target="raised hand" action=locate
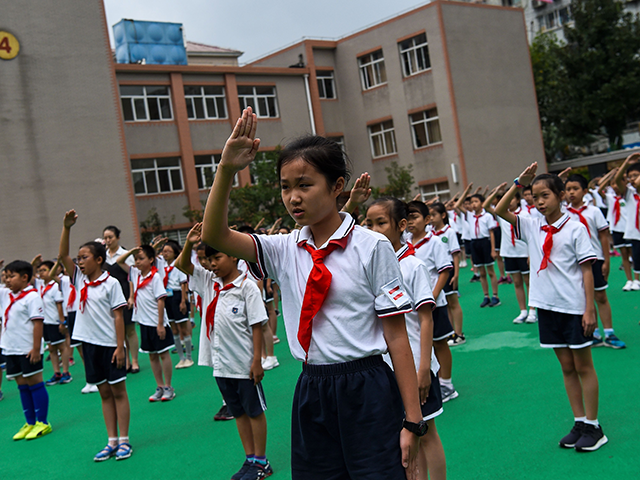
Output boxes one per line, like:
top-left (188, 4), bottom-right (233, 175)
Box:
top-left (220, 107), bottom-right (261, 173)
top-left (517, 162), bottom-right (538, 187)
top-left (63, 210), bottom-right (78, 229)
top-left (186, 223), bottom-right (202, 244)
top-left (558, 167), bottom-right (572, 181)
top-left (350, 173), bottom-right (372, 205)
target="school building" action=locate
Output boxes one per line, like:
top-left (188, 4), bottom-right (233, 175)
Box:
top-left (0, 0), bottom-right (543, 259)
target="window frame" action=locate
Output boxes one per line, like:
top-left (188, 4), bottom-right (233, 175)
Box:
top-left (184, 85), bottom-right (228, 120)
top-left (398, 33), bottom-right (431, 77)
top-left (194, 154), bottom-right (239, 190)
top-left (237, 86), bottom-right (279, 118)
top-left (317, 70), bottom-right (336, 99)
top-left (131, 157), bottom-right (184, 195)
top-left (120, 85), bottom-right (173, 122)
top-left (358, 50), bottom-right (387, 90)
top-left (420, 181), bottom-right (451, 203)
top-left (409, 108), bottom-right (443, 149)
top-left (368, 120), bottom-right (397, 158)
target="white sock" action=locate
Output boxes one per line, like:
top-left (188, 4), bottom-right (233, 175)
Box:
top-left (183, 335), bottom-right (193, 360)
top-left (584, 419), bottom-right (599, 427)
top-left (574, 416), bottom-right (586, 423)
top-left (520, 310), bottom-right (527, 316)
top-left (108, 437), bottom-right (118, 446)
top-left (440, 377), bottom-right (452, 387)
top-left (118, 436), bottom-right (129, 444)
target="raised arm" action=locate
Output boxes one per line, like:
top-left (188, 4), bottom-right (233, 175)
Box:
top-left (597, 169), bottom-right (616, 199)
top-left (175, 223), bottom-right (201, 276)
top-left (614, 153), bottom-right (640, 196)
top-left (342, 172), bottom-right (372, 215)
top-left (268, 218), bottom-right (283, 235)
top-left (201, 108), bottom-right (260, 262)
top-left (59, 210), bottom-right (78, 278)
top-left (495, 163), bottom-right (538, 226)
top-left (483, 183), bottom-right (507, 215)
top-left (453, 183), bottom-right (473, 212)
top-left (116, 247), bottom-right (139, 274)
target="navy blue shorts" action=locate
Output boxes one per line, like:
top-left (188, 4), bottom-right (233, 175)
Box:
top-left (422, 372), bottom-right (443, 421)
top-left (492, 227), bottom-right (501, 251)
top-left (82, 342), bottom-right (127, 385)
top-left (538, 309), bottom-right (593, 349)
top-left (504, 257), bottom-right (529, 274)
top-left (631, 240), bottom-right (640, 274)
top-left (43, 323), bottom-right (66, 346)
top-left (443, 268), bottom-right (458, 295)
top-left (66, 311), bottom-right (82, 347)
top-left (612, 231), bottom-right (631, 249)
top-left (470, 238), bottom-right (494, 267)
top-left (291, 355), bottom-right (406, 480)
top-left (433, 306), bottom-right (454, 342)
top-left (591, 260), bottom-right (608, 291)
top-left (5, 354), bottom-right (44, 379)
top-left (165, 289), bottom-right (190, 323)
top-left (139, 324), bottom-right (175, 354)
top-left (216, 377), bottom-right (267, 418)
top-left (464, 240), bottom-right (472, 254)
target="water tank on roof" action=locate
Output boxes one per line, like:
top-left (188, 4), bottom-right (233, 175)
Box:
top-left (113, 19), bottom-right (187, 65)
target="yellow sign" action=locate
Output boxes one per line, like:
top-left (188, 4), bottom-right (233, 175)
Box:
top-left (0, 31), bottom-right (19, 60)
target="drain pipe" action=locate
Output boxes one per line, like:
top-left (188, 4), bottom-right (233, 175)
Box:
top-left (303, 74), bottom-right (316, 135)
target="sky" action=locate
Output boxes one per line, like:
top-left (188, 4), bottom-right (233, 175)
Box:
top-left (103, 0), bottom-right (431, 63)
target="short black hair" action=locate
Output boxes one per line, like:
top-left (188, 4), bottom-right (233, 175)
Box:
top-left (4, 260), bottom-right (33, 282)
top-left (407, 200), bottom-right (429, 218)
top-left (103, 225), bottom-right (121, 238)
top-left (628, 163), bottom-right (640, 175)
top-left (428, 202), bottom-right (449, 225)
top-left (368, 197), bottom-right (407, 227)
top-left (195, 242), bottom-right (217, 258)
top-left (532, 173), bottom-right (565, 198)
top-left (80, 241), bottom-right (107, 267)
top-left (470, 193), bottom-right (485, 203)
top-left (163, 240), bottom-right (181, 257)
top-left (522, 185), bottom-right (532, 194)
top-left (237, 225), bottom-right (255, 235)
top-left (39, 260), bottom-right (55, 270)
top-left (137, 245), bottom-right (156, 262)
top-left (566, 173), bottom-right (588, 190)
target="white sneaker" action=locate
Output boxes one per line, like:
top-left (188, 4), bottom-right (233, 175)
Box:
top-left (525, 312), bottom-right (538, 323)
top-left (459, 259), bottom-right (468, 268)
top-left (81, 383), bottom-right (98, 394)
top-left (623, 280), bottom-right (634, 291)
top-left (175, 359), bottom-right (185, 369)
top-left (182, 359), bottom-right (194, 368)
top-left (631, 280), bottom-right (640, 291)
top-left (513, 311), bottom-right (528, 324)
top-left (262, 356), bottom-right (280, 370)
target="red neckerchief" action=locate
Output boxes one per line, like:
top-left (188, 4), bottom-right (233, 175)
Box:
top-left (567, 206), bottom-right (591, 236)
top-left (474, 213), bottom-right (483, 238)
top-left (510, 207), bottom-right (522, 246)
top-left (163, 265), bottom-right (174, 289)
top-left (433, 225), bottom-right (450, 236)
top-left (40, 281), bottom-right (55, 299)
top-left (634, 194), bottom-right (640, 230)
top-left (4, 287), bottom-right (37, 327)
top-left (67, 284), bottom-right (76, 309)
top-left (537, 218), bottom-right (569, 274)
top-left (413, 234), bottom-right (431, 250)
top-left (205, 276), bottom-right (243, 340)
top-left (134, 266), bottom-right (158, 308)
top-left (297, 229), bottom-right (352, 362)
top-left (613, 196), bottom-right (621, 226)
top-left (79, 273), bottom-right (110, 313)
top-left (398, 243), bottom-right (416, 261)
top-left (526, 205), bottom-right (535, 214)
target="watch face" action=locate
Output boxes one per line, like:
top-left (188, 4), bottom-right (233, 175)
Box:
top-left (418, 421), bottom-right (428, 436)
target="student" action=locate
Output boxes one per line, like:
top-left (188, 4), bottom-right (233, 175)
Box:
top-left (565, 174), bottom-right (625, 349)
top-left (484, 187), bottom-right (536, 324)
top-left (36, 261), bottom-right (72, 385)
top-left (117, 245), bottom-right (175, 402)
top-left (495, 164), bottom-right (607, 452)
top-left (367, 198), bottom-right (447, 480)
top-left (456, 190), bottom-right (500, 306)
top-left (521, 185), bottom-right (543, 218)
top-left (1, 260), bottom-right (51, 440)
top-left (160, 240), bottom-right (193, 369)
top-left (59, 211), bottom-right (132, 461)
top-left (488, 197), bottom-right (509, 286)
top-left (614, 153), bottom-right (640, 290)
top-left (176, 223), bottom-right (272, 480)
top-left (201, 108), bottom-right (426, 479)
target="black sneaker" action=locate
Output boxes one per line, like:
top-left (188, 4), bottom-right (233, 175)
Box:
top-left (480, 297), bottom-right (491, 308)
top-left (231, 460), bottom-right (252, 480)
top-left (214, 404), bottom-right (234, 421)
top-left (559, 421), bottom-right (584, 448)
top-left (470, 275), bottom-right (481, 283)
top-left (240, 461), bottom-right (273, 479)
top-left (489, 296), bottom-right (501, 307)
top-left (574, 424), bottom-right (608, 452)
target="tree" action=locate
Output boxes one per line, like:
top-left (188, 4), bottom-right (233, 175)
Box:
top-left (371, 161), bottom-right (415, 201)
top-left (139, 208), bottom-right (176, 244)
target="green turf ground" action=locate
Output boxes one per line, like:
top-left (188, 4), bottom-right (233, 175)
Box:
top-left (2, 256), bottom-right (639, 479)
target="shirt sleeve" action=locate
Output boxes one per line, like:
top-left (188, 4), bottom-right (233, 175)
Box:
top-left (446, 232), bottom-right (460, 255)
top-left (574, 225), bottom-right (597, 264)
top-left (249, 233), bottom-right (291, 283)
top-left (433, 240), bottom-right (453, 272)
top-left (593, 207), bottom-right (609, 232)
top-left (367, 239), bottom-right (412, 318)
top-left (188, 263), bottom-right (207, 298)
top-left (410, 261), bottom-right (435, 311)
top-left (176, 268), bottom-right (188, 284)
top-left (28, 293), bottom-right (45, 321)
top-left (108, 279), bottom-right (128, 310)
top-left (243, 280), bottom-right (269, 327)
top-left (53, 285), bottom-right (64, 303)
top-left (514, 214), bottom-right (534, 244)
top-left (152, 273), bottom-right (167, 300)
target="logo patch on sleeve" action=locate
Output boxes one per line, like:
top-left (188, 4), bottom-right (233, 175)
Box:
top-left (232, 307), bottom-right (239, 314)
top-left (381, 278), bottom-right (408, 308)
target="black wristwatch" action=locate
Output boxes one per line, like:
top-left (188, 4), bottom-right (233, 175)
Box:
top-left (403, 418), bottom-right (429, 437)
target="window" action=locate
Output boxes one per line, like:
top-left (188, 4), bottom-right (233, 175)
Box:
top-left (194, 154), bottom-right (238, 189)
top-left (237, 86), bottom-right (279, 118)
top-left (358, 50), bottom-right (387, 90)
top-left (368, 120), bottom-right (397, 158)
top-left (410, 108), bottom-right (442, 148)
top-left (120, 86), bottom-right (173, 122)
top-left (398, 33), bottom-right (431, 77)
top-left (420, 181), bottom-right (450, 202)
top-left (317, 71), bottom-right (336, 99)
top-left (131, 157), bottom-right (184, 195)
top-left (184, 86), bottom-right (227, 119)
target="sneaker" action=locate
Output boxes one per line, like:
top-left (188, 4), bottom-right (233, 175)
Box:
top-left (68, 357), bottom-right (76, 367)
top-left (232, 460), bottom-right (253, 480)
top-left (182, 359), bottom-right (194, 368)
top-left (13, 423), bottom-right (34, 441)
top-left (632, 279), bottom-right (640, 291)
top-left (604, 334), bottom-right (626, 349)
top-left (262, 356), bottom-right (280, 371)
top-left (559, 421), bottom-right (584, 448)
top-left (241, 461), bottom-right (273, 479)
top-left (470, 275), bottom-right (481, 283)
top-left (25, 421), bottom-right (52, 440)
top-left (214, 404), bottom-right (234, 421)
top-left (272, 335), bottom-right (280, 344)
top-left (592, 336), bottom-right (605, 348)
top-left (82, 383), bottom-right (99, 394)
top-left (513, 311), bottom-right (528, 324)
top-left (59, 372), bottom-right (73, 384)
top-left (161, 386), bottom-right (176, 402)
top-left (45, 373), bottom-right (62, 386)
top-left (441, 383), bottom-right (459, 403)
top-left (574, 424), bottom-right (608, 452)
top-left (525, 312), bottom-right (538, 324)
top-left (448, 334), bottom-right (467, 346)
top-left (489, 296), bottom-right (501, 307)
top-left (170, 348), bottom-right (178, 354)
top-left (149, 387), bottom-right (164, 402)
top-left (480, 297), bottom-right (491, 308)
top-left (459, 259), bottom-right (468, 268)
top-left (623, 280), bottom-right (634, 291)
top-left (175, 359), bottom-right (186, 369)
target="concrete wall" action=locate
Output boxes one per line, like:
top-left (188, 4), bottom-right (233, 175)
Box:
top-left (0, 0), bottom-right (137, 261)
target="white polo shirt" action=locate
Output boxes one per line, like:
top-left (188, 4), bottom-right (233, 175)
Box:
top-left (409, 233), bottom-right (453, 308)
top-left (565, 204), bottom-right (609, 261)
top-left (249, 212), bottom-right (412, 365)
top-left (0, 286), bottom-right (44, 356)
top-left (432, 225), bottom-right (461, 258)
top-left (498, 212), bottom-right (528, 258)
top-left (190, 265), bottom-right (267, 379)
top-left (59, 274), bottom-right (79, 315)
top-left (623, 185), bottom-right (640, 241)
top-left (163, 261), bottom-right (188, 292)
top-left (516, 213), bottom-right (596, 315)
top-left (447, 211), bottom-right (462, 234)
top-left (460, 211), bottom-right (472, 241)
top-left (36, 279), bottom-right (64, 326)
top-left (468, 210), bottom-right (494, 240)
top-left (604, 188), bottom-right (626, 233)
top-left (522, 203), bottom-right (544, 219)
top-left (105, 246), bottom-right (135, 267)
top-left (130, 267), bottom-right (168, 327)
top-left (72, 267), bottom-right (127, 347)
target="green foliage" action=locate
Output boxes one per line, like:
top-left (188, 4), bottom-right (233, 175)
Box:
top-left (183, 201), bottom-right (206, 224)
top-left (531, 0), bottom-right (640, 160)
top-left (371, 161), bottom-right (415, 201)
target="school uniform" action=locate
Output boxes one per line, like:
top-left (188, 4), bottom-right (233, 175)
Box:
top-left (565, 204), bottom-right (610, 291)
top-left (522, 203), bottom-right (544, 219)
top-left (72, 267), bottom-right (128, 385)
top-left (432, 225), bottom-right (461, 296)
top-left (604, 188), bottom-right (629, 248)
top-left (515, 213), bottom-right (597, 349)
top-left (36, 279), bottom-right (65, 346)
top-left (498, 210), bottom-right (529, 274)
top-left (59, 274), bottom-right (81, 347)
top-left (623, 185), bottom-right (640, 273)
top-left (162, 260), bottom-right (189, 323)
top-left (249, 212), bottom-right (412, 480)
top-left (468, 209), bottom-right (496, 267)
top-left (190, 264), bottom-right (268, 418)
top-left (461, 211), bottom-right (473, 255)
top-left (130, 267), bottom-right (174, 354)
top-left (0, 286), bottom-right (45, 378)
top-left (491, 217), bottom-right (502, 252)
top-left (448, 210), bottom-right (464, 248)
